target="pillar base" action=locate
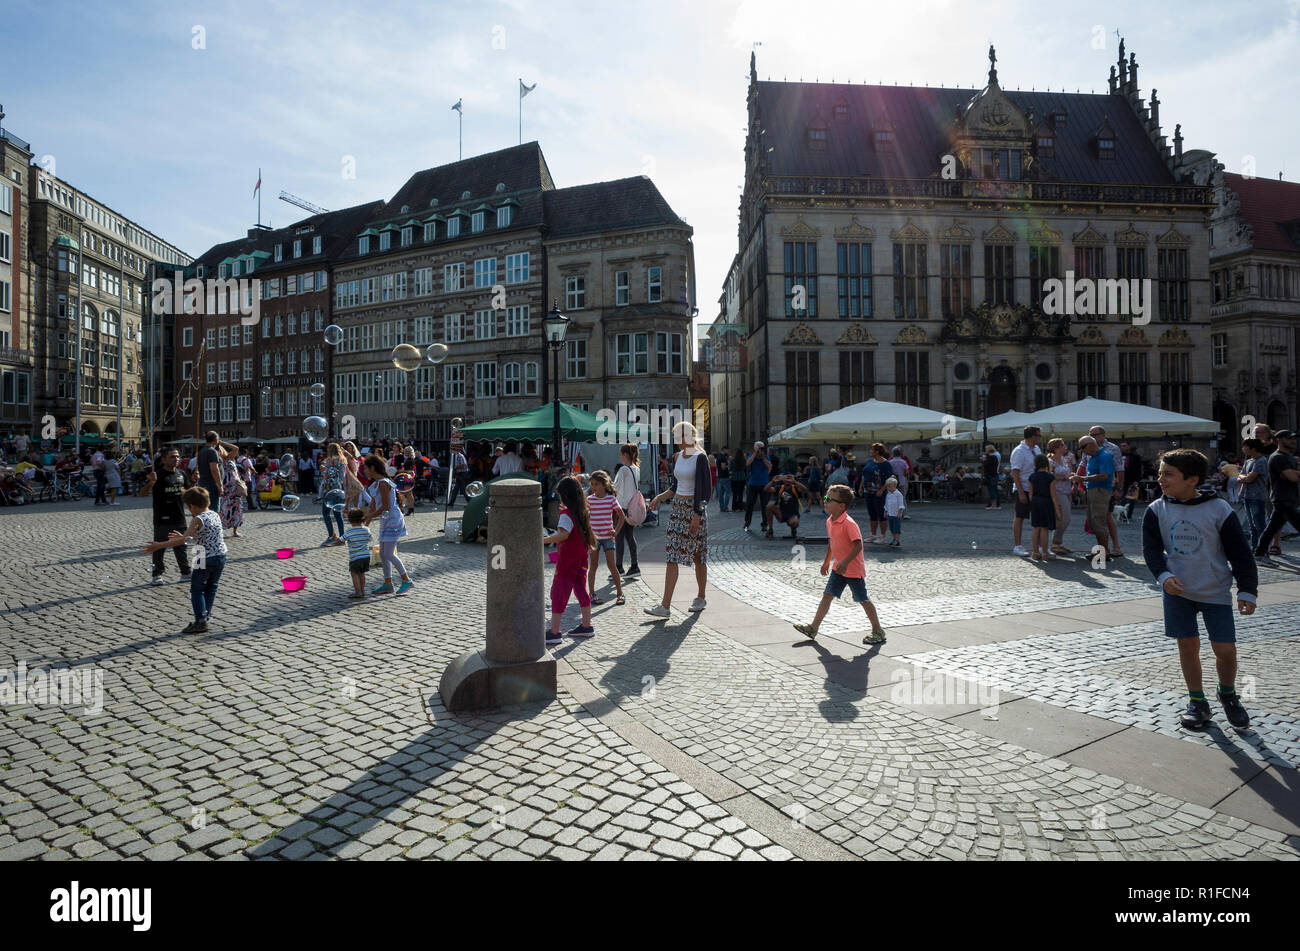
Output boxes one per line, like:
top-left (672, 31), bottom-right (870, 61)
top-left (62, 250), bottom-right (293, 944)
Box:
top-left (438, 649), bottom-right (557, 712)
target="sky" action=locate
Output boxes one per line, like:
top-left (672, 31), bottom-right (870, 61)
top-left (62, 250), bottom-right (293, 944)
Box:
top-left (3, 0), bottom-right (1297, 338)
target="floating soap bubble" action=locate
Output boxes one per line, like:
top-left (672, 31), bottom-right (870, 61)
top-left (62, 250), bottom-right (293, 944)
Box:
top-left (395, 472), bottom-right (414, 491)
top-left (281, 493), bottom-right (301, 513)
top-left (451, 417), bottom-right (464, 430)
top-left (577, 473), bottom-right (591, 492)
top-left (280, 453), bottom-right (295, 470)
top-left (323, 488), bottom-right (346, 512)
top-left (425, 343), bottom-right (449, 364)
top-left (465, 481), bottom-right (484, 499)
top-left (309, 382), bottom-right (326, 400)
top-left (302, 416), bottom-right (328, 444)
top-left (386, 464), bottom-right (397, 477)
top-left (260, 386), bottom-right (271, 398)
top-left (323, 324), bottom-right (344, 346)
top-left (391, 344), bottom-right (422, 372)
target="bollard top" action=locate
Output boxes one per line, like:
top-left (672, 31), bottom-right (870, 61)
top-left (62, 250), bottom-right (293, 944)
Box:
top-left (486, 478), bottom-right (542, 507)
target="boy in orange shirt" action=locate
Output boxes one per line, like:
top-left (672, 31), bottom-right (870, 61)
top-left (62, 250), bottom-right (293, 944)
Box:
top-left (794, 484), bottom-right (887, 644)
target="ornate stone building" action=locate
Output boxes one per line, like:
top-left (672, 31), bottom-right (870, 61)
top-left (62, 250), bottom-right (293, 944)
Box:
top-left (717, 44), bottom-right (1217, 452)
top-left (1208, 172), bottom-right (1300, 453)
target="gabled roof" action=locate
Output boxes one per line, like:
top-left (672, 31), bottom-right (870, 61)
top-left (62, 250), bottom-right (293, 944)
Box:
top-left (189, 200), bottom-right (384, 271)
top-left (375, 142), bottom-right (555, 224)
top-left (1223, 173), bottom-right (1300, 254)
top-left (753, 82), bottom-right (1175, 185)
top-left (543, 177), bottom-right (688, 239)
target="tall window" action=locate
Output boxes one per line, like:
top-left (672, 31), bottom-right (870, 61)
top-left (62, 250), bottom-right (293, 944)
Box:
top-left (1117, 247), bottom-right (1146, 282)
top-left (892, 243), bottom-right (927, 318)
top-left (502, 362), bottom-right (521, 396)
top-left (1077, 352), bottom-right (1107, 399)
top-left (524, 362), bottom-right (539, 396)
top-left (505, 304), bottom-right (529, 336)
top-left (1118, 351), bottom-right (1149, 405)
top-left (414, 267), bottom-right (433, 296)
top-left (497, 206), bottom-right (513, 228)
top-left (446, 216), bottom-right (461, 238)
top-left (505, 252), bottom-right (529, 284)
top-left (656, 333), bottom-right (684, 375)
top-left (647, 267), bottom-right (663, 303)
top-left (786, 351), bottom-right (820, 422)
top-left (1029, 245), bottom-right (1061, 308)
top-left (615, 270), bottom-right (630, 306)
top-left (953, 389), bottom-right (973, 419)
top-left (474, 362), bottom-right (497, 398)
top-left (444, 263), bottom-right (464, 292)
top-left (1160, 352), bottom-right (1191, 414)
top-left (474, 309), bottom-right (496, 339)
top-left (839, 351), bottom-right (874, 405)
top-left (1158, 248), bottom-right (1189, 321)
top-left (895, 351), bottom-right (929, 407)
top-left (471, 212), bottom-right (485, 233)
top-left (444, 364), bottom-right (465, 399)
top-left (984, 245), bottom-right (1015, 305)
top-left (565, 276), bottom-right (586, 310)
top-left (784, 242), bottom-right (818, 316)
top-left (939, 244), bottom-right (971, 318)
top-left (1074, 246), bottom-right (1104, 280)
top-left (837, 243), bottom-right (872, 318)
top-left (566, 339), bottom-right (587, 379)
top-left (1211, 333), bottom-right (1228, 367)
top-left (615, 333), bottom-right (649, 375)
top-left (474, 257), bottom-right (497, 288)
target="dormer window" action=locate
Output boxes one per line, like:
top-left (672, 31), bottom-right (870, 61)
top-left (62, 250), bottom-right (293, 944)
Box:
top-left (807, 127), bottom-right (828, 151)
top-left (833, 103), bottom-right (848, 120)
top-left (379, 231), bottom-right (391, 251)
top-left (1051, 110), bottom-right (1067, 127)
top-left (1037, 134), bottom-right (1055, 157)
top-left (358, 235), bottom-right (370, 254)
top-left (1097, 135), bottom-right (1115, 159)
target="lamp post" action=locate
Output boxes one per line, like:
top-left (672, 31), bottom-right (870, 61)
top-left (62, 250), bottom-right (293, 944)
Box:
top-left (978, 379), bottom-right (990, 449)
top-left (543, 301), bottom-right (570, 486)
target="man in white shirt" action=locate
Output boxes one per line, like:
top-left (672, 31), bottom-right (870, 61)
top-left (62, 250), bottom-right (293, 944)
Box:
top-left (491, 441), bottom-right (523, 477)
top-left (1009, 425), bottom-right (1043, 556)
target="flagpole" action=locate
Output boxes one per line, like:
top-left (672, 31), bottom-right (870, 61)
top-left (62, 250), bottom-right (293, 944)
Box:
top-left (519, 78), bottom-right (522, 144)
top-left (257, 167), bottom-right (261, 226)
top-left (459, 110), bottom-right (462, 161)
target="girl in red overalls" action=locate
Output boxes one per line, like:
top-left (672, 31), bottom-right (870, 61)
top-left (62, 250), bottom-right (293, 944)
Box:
top-left (543, 476), bottom-right (596, 646)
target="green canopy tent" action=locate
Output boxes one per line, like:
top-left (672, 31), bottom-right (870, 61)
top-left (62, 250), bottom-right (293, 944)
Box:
top-left (459, 402), bottom-right (603, 443)
top-left (60, 434), bottom-right (114, 447)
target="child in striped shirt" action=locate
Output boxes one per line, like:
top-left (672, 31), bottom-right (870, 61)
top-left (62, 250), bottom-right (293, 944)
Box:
top-left (586, 470), bottom-right (627, 605)
top-left (342, 508), bottom-right (374, 599)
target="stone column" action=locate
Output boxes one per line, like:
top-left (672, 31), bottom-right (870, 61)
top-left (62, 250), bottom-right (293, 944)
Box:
top-left (439, 478), bottom-right (556, 711)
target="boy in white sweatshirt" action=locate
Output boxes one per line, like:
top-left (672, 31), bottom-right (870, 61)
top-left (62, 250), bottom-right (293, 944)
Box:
top-left (884, 477), bottom-right (906, 548)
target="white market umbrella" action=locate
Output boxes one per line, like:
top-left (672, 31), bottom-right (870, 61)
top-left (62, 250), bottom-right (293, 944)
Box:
top-left (930, 410), bottom-right (1039, 445)
top-left (770, 398), bottom-right (976, 446)
top-left (1021, 397), bottom-right (1220, 438)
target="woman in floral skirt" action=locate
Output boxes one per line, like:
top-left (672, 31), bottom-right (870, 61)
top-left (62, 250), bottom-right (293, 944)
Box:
top-left (644, 421), bottom-right (713, 617)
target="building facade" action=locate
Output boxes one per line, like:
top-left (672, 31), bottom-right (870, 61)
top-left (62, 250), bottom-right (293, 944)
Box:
top-left (716, 45), bottom-right (1217, 453)
top-left (1208, 172), bottom-right (1300, 453)
top-left (1, 116), bottom-right (33, 437)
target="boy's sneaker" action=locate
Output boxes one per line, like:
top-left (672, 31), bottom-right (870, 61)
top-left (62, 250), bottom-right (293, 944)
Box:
top-left (567, 625), bottom-right (595, 638)
top-left (1012, 545), bottom-right (1029, 557)
top-left (889, 539), bottom-right (901, 547)
top-left (1217, 689), bottom-right (1250, 729)
top-left (862, 629), bottom-right (887, 645)
top-left (150, 575), bottom-right (167, 586)
top-left (1180, 698), bottom-right (1213, 729)
top-left (793, 623), bottom-right (818, 639)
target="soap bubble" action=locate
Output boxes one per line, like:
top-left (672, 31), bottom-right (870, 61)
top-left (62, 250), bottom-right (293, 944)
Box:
top-left (309, 382), bottom-right (326, 400)
top-left (323, 324), bottom-right (344, 346)
top-left (323, 488), bottom-right (346, 512)
top-left (465, 481), bottom-right (484, 499)
top-left (425, 343), bottom-right (449, 364)
top-left (281, 493), bottom-right (301, 513)
top-left (391, 344), bottom-right (422, 372)
top-left (395, 472), bottom-right (414, 490)
top-left (303, 416), bottom-right (328, 444)
top-left (386, 464), bottom-right (397, 477)
top-left (578, 473), bottom-right (590, 492)
top-left (451, 417), bottom-right (464, 430)
top-left (280, 453), bottom-right (295, 470)
top-left (260, 386), bottom-right (271, 398)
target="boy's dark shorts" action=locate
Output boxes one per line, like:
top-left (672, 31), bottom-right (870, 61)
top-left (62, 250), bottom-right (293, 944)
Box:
top-left (349, 557), bottom-right (370, 575)
top-left (1162, 592), bottom-right (1235, 644)
top-left (824, 571), bottom-right (870, 603)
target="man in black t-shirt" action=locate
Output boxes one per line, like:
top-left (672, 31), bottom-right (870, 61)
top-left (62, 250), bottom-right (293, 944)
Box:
top-left (141, 447), bottom-right (191, 583)
top-left (1253, 430), bottom-right (1300, 559)
top-left (1119, 441), bottom-right (1143, 518)
top-left (196, 431), bottom-right (223, 502)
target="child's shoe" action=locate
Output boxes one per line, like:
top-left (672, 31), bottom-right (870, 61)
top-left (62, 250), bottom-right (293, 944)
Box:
top-left (1217, 688), bottom-right (1250, 729)
top-left (567, 625), bottom-right (595, 638)
top-left (793, 623), bottom-right (818, 639)
top-left (371, 581), bottom-right (395, 595)
top-left (862, 629), bottom-right (887, 645)
top-left (1180, 698), bottom-right (1213, 729)
top-left (544, 630), bottom-right (564, 647)
top-left (395, 580), bottom-right (414, 595)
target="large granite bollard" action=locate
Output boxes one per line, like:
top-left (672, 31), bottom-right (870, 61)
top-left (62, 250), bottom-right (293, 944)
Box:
top-left (438, 478), bottom-right (555, 710)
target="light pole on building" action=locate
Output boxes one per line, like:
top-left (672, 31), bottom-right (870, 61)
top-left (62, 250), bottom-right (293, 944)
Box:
top-left (978, 379), bottom-right (990, 449)
top-left (543, 301), bottom-right (570, 482)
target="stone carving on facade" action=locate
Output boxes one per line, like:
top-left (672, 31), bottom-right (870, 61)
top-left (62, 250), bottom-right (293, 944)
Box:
top-left (1076, 326), bottom-right (1108, 346)
top-left (938, 301), bottom-right (1071, 343)
top-left (782, 322), bottom-right (823, 346)
top-left (1029, 224), bottom-right (1062, 246)
top-left (780, 214), bottom-right (821, 238)
top-left (1118, 326), bottom-right (1151, 347)
top-left (833, 216), bottom-right (875, 240)
top-left (889, 219), bottom-right (929, 242)
top-left (836, 324), bottom-right (878, 346)
top-left (939, 221), bottom-right (975, 242)
top-left (1114, 222), bottom-right (1149, 246)
top-left (1072, 222), bottom-right (1107, 246)
top-left (982, 221), bottom-right (1017, 244)
top-left (1159, 327), bottom-right (1193, 347)
top-left (1155, 224), bottom-right (1191, 247)
top-left (895, 324), bottom-right (929, 345)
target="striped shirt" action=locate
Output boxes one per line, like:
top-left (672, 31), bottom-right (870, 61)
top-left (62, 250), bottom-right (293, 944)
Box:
top-left (586, 493), bottom-right (623, 539)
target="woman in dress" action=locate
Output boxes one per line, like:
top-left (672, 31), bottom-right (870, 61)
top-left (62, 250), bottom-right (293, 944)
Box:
top-left (1046, 438), bottom-right (1075, 555)
top-left (319, 442), bottom-right (348, 546)
top-left (362, 454), bottom-right (413, 595)
top-left (103, 451), bottom-right (123, 505)
top-left (644, 422), bottom-right (712, 617)
top-left (217, 445), bottom-right (245, 537)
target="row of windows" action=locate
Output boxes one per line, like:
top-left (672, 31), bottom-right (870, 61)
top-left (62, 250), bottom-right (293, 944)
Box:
top-left (784, 241), bottom-right (1192, 321)
top-left (201, 395), bottom-right (253, 423)
top-left (357, 205), bottom-right (516, 257)
top-left (258, 270), bottom-right (328, 297)
top-left (333, 254), bottom-right (532, 309)
top-left (34, 178), bottom-right (185, 267)
top-left (1211, 265), bottom-right (1300, 303)
top-left (562, 268), bottom-right (665, 310)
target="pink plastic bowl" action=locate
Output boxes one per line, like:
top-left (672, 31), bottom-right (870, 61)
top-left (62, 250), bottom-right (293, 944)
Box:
top-left (275, 548), bottom-right (295, 559)
top-left (547, 551), bottom-right (558, 563)
top-left (281, 576), bottom-right (307, 592)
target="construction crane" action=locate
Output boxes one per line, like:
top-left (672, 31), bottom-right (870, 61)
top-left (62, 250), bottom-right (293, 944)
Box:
top-left (278, 190), bottom-right (330, 216)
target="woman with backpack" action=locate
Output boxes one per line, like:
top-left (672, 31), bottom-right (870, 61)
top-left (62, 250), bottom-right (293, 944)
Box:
top-left (613, 442), bottom-right (644, 579)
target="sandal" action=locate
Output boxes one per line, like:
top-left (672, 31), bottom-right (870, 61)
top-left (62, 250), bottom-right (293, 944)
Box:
top-left (591, 597), bottom-right (605, 605)
top-left (616, 595), bottom-right (626, 605)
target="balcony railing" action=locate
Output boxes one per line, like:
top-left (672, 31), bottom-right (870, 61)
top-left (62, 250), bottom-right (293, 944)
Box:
top-left (0, 128), bottom-right (32, 151)
top-left (764, 175), bottom-right (1213, 207)
top-left (0, 347), bottom-right (35, 366)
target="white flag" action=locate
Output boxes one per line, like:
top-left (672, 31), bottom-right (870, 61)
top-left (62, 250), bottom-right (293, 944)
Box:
top-left (519, 80), bottom-right (536, 99)
top-left (451, 99), bottom-right (462, 113)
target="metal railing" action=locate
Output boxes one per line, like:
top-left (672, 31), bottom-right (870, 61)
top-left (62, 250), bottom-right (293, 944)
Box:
top-left (764, 175), bottom-right (1213, 207)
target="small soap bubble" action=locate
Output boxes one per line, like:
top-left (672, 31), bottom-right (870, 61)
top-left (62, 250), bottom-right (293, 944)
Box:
top-left (260, 385), bottom-right (271, 398)
top-left (302, 416), bottom-right (328, 444)
top-left (279, 453), bottom-right (295, 471)
top-left (309, 382), bottom-right (326, 400)
top-left (451, 417), bottom-right (464, 430)
top-left (971, 541), bottom-right (977, 550)
top-left (425, 343), bottom-right (449, 364)
top-left (391, 344), bottom-right (422, 372)
top-left (323, 325), bottom-right (344, 346)
top-left (281, 493), bottom-right (301, 513)
top-left (465, 481), bottom-right (484, 499)
top-left (323, 488), bottom-right (346, 512)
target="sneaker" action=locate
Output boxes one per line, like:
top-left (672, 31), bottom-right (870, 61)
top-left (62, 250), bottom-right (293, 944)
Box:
top-left (889, 539), bottom-right (900, 547)
top-left (181, 620), bottom-right (209, 634)
top-left (793, 622), bottom-right (819, 639)
top-left (625, 565), bottom-right (640, 576)
top-left (1217, 689), bottom-right (1250, 729)
top-left (150, 575), bottom-right (167, 586)
top-left (862, 629), bottom-right (887, 645)
top-left (177, 573), bottom-right (192, 582)
top-left (743, 526), bottom-right (751, 533)
top-left (567, 625), bottom-right (595, 638)
top-left (1012, 545), bottom-right (1029, 557)
top-left (544, 631), bottom-right (564, 647)
top-left (395, 580), bottom-right (414, 595)
top-left (371, 582), bottom-right (395, 595)
top-left (1180, 698), bottom-right (1213, 729)
top-left (643, 604), bottom-right (670, 618)
top-left (868, 536), bottom-right (882, 544)
top-left (321, 537), bottom-right (338, 547)
top-left (689, 597), bottom-right (706, 612)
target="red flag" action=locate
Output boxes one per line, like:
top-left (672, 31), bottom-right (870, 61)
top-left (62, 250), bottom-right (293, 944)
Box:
top-left (253, 173), bottom-right (261, 197)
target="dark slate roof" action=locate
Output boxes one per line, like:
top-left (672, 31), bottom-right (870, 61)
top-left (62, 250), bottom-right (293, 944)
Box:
top-left (755, 82), bottom-right (1175, 185)
top-left (189, 200), bottom-right (385, 271)
top-left (1223, 173), bottom-right (1300, 254)
top-left (543, 177), bottom-right (688, 238)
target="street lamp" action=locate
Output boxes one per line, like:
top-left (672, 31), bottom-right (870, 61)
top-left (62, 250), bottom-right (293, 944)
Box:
top-left (977, 379), bottom-right (990, 449)
top-left (543, 301), bottom-right (570, 485)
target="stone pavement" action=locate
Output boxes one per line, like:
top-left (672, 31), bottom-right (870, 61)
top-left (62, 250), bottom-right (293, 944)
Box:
top-left (0, 494), bottom-right (1296, 860)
